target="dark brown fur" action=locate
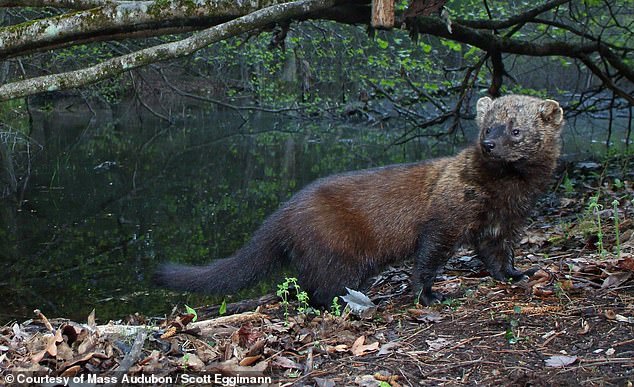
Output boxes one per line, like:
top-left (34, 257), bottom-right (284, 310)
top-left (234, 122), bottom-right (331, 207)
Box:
top-left (154, 94), bottom-right (565, 306)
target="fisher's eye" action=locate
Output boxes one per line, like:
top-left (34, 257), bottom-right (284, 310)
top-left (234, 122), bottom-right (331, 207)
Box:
top-left (512, 129), bottom-right (520, 136)
top-left (485, 127), bottom-right (491, 134)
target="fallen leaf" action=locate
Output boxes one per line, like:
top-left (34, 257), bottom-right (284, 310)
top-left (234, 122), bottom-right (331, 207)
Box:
top-left (408, 309), bottom-right (443, 323)
top-left (315, 377), bottom-right (336, 387)
top-left (239, 355), bottom-right (261, 367)
top-left (545, 355), bottom-right (577, 368)
top-left (577, 320), bottom-right (591, 335)
top-left (425, 337), bottom-right (450, 351)
top-left (601, 272), bottom-right (632, 289)
top-left (355, 374), bottom-right (380, 387)
top-left (615, 314), bottom-right (634, 324)
top-left (342, 288), bottom-right (377, 319)
top-left (351, 336), bottom-right (379, 357)
top-left (325, 344), bottom-right (348, 353)
top-left (60, 365), bottom-right (81, 378)
top-left (271, 356), bottom-right (301, 369)
top-left (378, 341), bottom-right (400, 356)
top-left (206, 358), bottom-right (268, 376)
top-left (87, 309), bottom-right (96, 329)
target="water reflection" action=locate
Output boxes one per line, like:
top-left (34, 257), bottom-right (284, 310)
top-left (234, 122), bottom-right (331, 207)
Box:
top-left (1, 101), bottom-right (629, 322)
top-left (0, 106), bottom-right (450, 322)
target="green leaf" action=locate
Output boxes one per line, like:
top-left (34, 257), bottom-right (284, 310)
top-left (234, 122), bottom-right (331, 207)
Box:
top-left (219, 299), bottom-right (227, 316)
top-left (185, 304), bottom-right (198, 322)
top-left (376, 38), bottom-right (389, 49)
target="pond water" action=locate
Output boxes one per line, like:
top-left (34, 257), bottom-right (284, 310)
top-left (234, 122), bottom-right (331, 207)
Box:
top-left (0, 103), bottom-right (457, 322)
top-left (0, 102), bottom-right (630, 323)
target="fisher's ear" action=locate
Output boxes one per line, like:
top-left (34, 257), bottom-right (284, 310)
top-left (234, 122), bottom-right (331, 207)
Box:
top-left (476, 96), bottom-right (493, 125)
top-left (540, 99), bottom-right (564, 127)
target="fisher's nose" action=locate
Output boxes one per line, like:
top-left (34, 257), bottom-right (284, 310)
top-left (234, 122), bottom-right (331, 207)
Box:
top-left (481, 140), bottom-right (496, 153)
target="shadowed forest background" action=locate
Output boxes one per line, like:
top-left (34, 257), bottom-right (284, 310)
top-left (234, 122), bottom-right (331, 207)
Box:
top-left (0, 0), bottom-right (632, 322)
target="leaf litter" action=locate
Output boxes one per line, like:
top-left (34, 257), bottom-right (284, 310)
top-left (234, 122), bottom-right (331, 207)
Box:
top-left (1, 159), bottom-right (634, 385)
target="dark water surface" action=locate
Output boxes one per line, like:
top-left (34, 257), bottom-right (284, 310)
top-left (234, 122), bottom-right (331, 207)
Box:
top-left (0, 105), bottom-right (454, 322)
top-left (1, 102), bottom-right (629, 323)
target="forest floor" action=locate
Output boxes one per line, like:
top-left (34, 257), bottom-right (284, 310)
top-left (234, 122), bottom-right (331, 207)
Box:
top-left (1, 156), bottom-right (633, 386)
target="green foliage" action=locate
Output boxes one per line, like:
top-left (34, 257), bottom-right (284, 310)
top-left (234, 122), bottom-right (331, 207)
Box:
top-left (505, 306), bottom-right (523, 345)
top-left (561, 173), bottom-right (575, 195)
top-left (612, 199), bottom-right (621, 259)
top-left (184, 304), bottom-right (198, 322)
top-left (587, 195), bottom-right (606, 257)
top-left (330, 296), bottom-right (342, 316)
top-left (0, 99), bottom-right (29, 134)
top-left (276, 277), bottom-right (311, 324)
top-left (219, 299), bottom-right (227, 316)
top-left (441, 298), bottom-right (461, 310)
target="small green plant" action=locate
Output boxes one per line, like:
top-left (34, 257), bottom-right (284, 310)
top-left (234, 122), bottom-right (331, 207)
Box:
top-left (276, 277), bottom-right (311, 323)
top-left (184, 304), bottom-right (198, 322)
top-left (505, 306), bottom-right (522, 344)
top-left (561, 173), bottom-right (575, 195)
top-left (553, 281), bottom-right (572, 303)
top-left (181, 353), bottom-right (190, 371)
top-left (219, 299), bottom-right (227, 316)
top-left (414, 288), bottom-right (424, 306)
top-left (287, 370), bottom-right (301, 378)
top-left (587, 195), bottom-right (606, 257)
top-left (441, 298), bottom-right (461, 310)
top-left (330, 296), bottom-right (342, 316)
top-left (612, 199), bottom-right (621, 259)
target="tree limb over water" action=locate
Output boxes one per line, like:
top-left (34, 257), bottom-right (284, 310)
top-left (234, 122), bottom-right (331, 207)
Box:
top-left (0, 0), bottom-right (631, 106)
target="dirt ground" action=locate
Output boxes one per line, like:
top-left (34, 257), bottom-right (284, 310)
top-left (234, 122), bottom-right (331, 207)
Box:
top-left (1, 157), bottom-right (633, 386)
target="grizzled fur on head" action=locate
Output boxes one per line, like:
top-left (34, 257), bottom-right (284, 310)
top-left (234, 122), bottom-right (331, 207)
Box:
top-left (476, 95), bottom-right (564, 163)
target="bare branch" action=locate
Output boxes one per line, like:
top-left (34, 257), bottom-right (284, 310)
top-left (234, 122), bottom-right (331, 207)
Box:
top-left (0, 0), bottom-right (336, 101)
top-left (0, 0), bottom-right (120, 9)
top-left (0, 0), bottom-right (305, 59)
top-left (577, 54), bottom-right (634, 105)
top-left (456, 0), bottom-right (570, 30)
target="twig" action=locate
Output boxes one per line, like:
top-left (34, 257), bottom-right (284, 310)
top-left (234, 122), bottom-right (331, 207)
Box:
top-left (33, 309), bottom-right (54, 333)
top-left (108, 330), bottom-right (148, 387)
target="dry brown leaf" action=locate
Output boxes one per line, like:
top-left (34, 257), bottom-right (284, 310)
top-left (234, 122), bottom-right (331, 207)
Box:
top-left (87, 309), bottom-right (96, 329)
top-left (374, 372), bottom-right (400, 387)
top-left (60, 365), bottom-right (81, 377)
top-left (577, 320), bottom-right (591, 335)
top-left (325, 344), bottom-right (348, 353)
top-left (56, 342), bottom-right (74, 361)
top-left (161, 327), bottom-right (177, 339)
top-left (238, 355), bottom-right (261, 367)
top-left (246, 338), bottom-right (266, 357)
top-left (351, 336), bottom-right (379, 357)
top-left (206, 358), bottom-right (268, 376)
top-left (77, 334), bottom-right (97, 354)
top-left (271, 355), bottom-right (301, 369)
top-left (61, 352), bottom-right (109, 368)
top-left (601, 272), bottom-right (632, 289)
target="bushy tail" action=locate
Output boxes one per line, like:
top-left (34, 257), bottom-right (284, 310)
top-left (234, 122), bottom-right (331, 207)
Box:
top-left (153, 230), bottom-right (282, 295)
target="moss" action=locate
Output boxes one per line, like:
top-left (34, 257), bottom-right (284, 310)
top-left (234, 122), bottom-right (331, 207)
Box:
top-left (147, 0), bottom-right (171, 17)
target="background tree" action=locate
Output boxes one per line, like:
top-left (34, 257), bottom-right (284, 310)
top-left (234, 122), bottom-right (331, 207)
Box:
top-left (0, 0), bottom-right (631, 145)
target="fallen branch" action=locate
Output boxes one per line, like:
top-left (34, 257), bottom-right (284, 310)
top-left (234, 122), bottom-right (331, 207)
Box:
top-left (0, 0), bottom-right (336, 101)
